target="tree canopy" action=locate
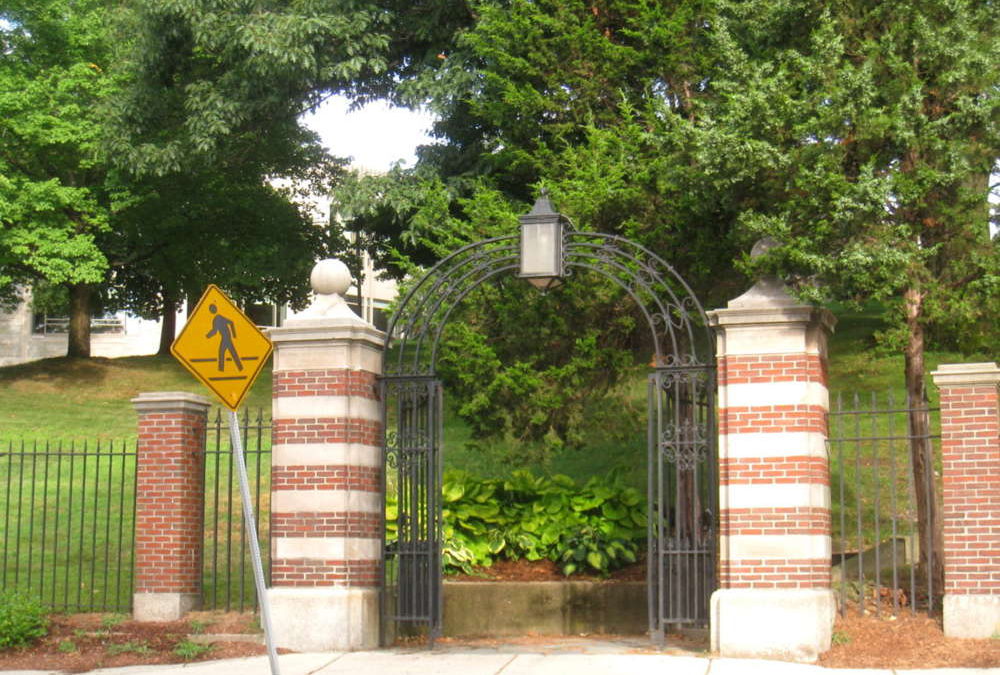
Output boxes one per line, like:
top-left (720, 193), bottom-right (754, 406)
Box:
top-left (1, 0), bottom-right (346, 357)
top-left (0, 0), bottom-right (121, 354)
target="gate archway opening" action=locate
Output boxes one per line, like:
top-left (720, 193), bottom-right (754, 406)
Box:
top-left (380, 194), bottom-right (717, 645)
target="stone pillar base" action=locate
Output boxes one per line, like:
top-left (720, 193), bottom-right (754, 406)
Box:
top-left (710, 588), bottom-right (835, 662)
top-left (133, 592), bottom-right (200, 622)
top-left (944, 594), bottom-right (1000, 638)
top-left (269, 587), bottom-right (378, 652)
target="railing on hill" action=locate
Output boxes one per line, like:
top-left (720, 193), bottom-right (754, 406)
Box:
top-left (828, 391), bottom-right (941, 617)
top-left (0, 408), bottom-right (272, 614)
top-left (0, 438), bottom-right (138, 612)
top-left (202, 408), bottom-right (272, 612)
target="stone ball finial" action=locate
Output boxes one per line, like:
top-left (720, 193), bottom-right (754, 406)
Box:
top-left (311, 259), bottom-right (352, 297)
top-left (750, 236), bottom-right (782, 260)
top-left (727, 236), bottom-right (796, 309)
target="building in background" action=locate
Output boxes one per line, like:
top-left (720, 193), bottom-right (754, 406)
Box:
top-left (0, 286), bottom-right (176, 366)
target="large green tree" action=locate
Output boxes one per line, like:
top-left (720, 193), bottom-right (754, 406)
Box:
top-left (705, 0), bottom-right (1000, 584)
top-left (1, 0), bottom-right (344, 358)
top-left (0, 0), bottom-right (120, 356)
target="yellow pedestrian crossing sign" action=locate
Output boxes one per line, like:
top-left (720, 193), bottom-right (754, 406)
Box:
top-left (171, 285), bottom-right (273, 411)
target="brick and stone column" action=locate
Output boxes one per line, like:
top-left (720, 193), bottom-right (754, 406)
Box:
top-left (707, 263), bottom-right (836, 662)
top-left (131, 391), bottom-right (210, 621)
top-left (267, 259), bottom-right (385, 652)
top-left (931, 362), bottom-right (1000, 639)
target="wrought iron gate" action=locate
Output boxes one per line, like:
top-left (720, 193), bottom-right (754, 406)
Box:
top-left (647, 366), bottom-right (717, 640)
top-left (379, 198), bottom-right (717, 643)
top-left (381, 377), bottom-right (444, 642)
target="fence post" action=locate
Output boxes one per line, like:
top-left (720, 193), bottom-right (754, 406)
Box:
top-left (931, 362), bottom-right (1000, 638)
top-left (266, 260), bottom-right (385, 652)
top-left (707, 255), bottom-right (836, 662)
top-left (131, 391), bottom-right (210, 621)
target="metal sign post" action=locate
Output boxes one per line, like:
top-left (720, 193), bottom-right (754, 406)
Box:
top-left (171, 284), bottom-right (280, 675)
top-left (229, 410), bottom-right (280, 675)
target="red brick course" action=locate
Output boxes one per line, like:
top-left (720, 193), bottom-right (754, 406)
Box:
top-left (271, 559), bottom-right (380, 587)
top-left (719, 405), bottom-right (827, 435)
top-left (721, 507), bottom-right (831, 536)
top-left (720, 456), bottom-right (829, 486)
top-left (134, 409), bottom-right (206, 595)
top-left (273, 418), bottom-right (382, 446)
top-left (718, 354), bottom-right (828, 387)
top-left (272, 465), bottom-right (381, 492)
top-left (272, 511), bottom-right (381, 538)
top-left (719, 558), bottom-right (831, 589)
top-left (938, 383), bottom-right (1000, 596)
top-left (273, 369), bottom-right (378, 399)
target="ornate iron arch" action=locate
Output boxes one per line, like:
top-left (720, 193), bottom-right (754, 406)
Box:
top-left (379, 227), bottom-right (717, 646)
top-left (383, 232), bottom-right (714, 376)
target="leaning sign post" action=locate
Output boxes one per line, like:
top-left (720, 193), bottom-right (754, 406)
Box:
top-left (171, 285), bottom-right (280, 675)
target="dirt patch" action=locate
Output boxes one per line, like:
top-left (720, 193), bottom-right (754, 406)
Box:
top-left (0, 612), bottom-right (273, 673)
top-left (819, 608), bottom-right (1000, 669)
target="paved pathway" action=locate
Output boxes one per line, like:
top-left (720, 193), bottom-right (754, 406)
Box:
top-left (4, 640), bottom-right (998, 675)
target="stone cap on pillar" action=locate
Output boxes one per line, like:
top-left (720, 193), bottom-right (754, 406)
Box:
top-left (708, 238), bottom-right (835, 332)
top-left (267, 259), bottom-right (385, 369)
top-left (131, 391), bottom-right (212, 414)
top-left (283, 259), bottom-right (370, 328)
top-left (931, 362), bottom-right (1000, 388)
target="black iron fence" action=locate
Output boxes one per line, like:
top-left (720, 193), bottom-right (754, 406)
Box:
top-left (0, 438), bottom-right (137, 612)
top-left (828, 390), bottom-right (941, 617)
top-left (1, 408), bottom-right (272, 614)
top-left (202, 408), bottom-right (272, 612)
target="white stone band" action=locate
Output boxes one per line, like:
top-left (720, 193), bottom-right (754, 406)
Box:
top-left (272, 490), bottom-right (381, 514)
top-left (720, 534), bottom-right (831, 560)
top-left (718, 432), bottom-right (828, 460)
top-left (270, 339), bottom-right (383, 373)
top-left (719, 381), bottom-right (829, 409)
top-left (273, 536), bottom-right (381, 561)
top-left (273, 396), bottom-right (380, 422)
top-left (272, 442), bottom-right (382, 468)
top-left (720, 483), bottom-right (831, 510)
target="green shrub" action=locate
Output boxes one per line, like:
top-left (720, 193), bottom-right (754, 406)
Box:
top-left (0, 591), bottom-right (49, 650)
top-left (387, 468), bottom-right (646, 577)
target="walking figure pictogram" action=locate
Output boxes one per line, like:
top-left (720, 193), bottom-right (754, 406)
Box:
top-left (206, 304), bottom-right (244, 372)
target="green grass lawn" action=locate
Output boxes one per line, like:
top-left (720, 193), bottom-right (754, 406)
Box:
top-left (0, 354), bottom-right (273, 441)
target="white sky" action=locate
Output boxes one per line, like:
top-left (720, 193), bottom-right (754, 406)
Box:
top-left (300, 95), bottom-right (436, 172)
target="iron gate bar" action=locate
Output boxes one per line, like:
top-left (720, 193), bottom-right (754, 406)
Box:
top-left (380, 377), bottom-right (444, 643)
top-left (565, 241), bottom-right (694, 358)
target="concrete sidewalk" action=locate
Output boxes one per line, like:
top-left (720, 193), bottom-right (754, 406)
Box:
top-left (4, 648), bottom-right (998, 675)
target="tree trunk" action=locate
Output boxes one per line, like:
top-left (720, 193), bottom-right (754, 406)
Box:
top-left (903, 287), bottom-right (945, 598)
top-left (157, 296), bottom-right (177, 356)
top-left (66, 283), bottom-right (93, 358)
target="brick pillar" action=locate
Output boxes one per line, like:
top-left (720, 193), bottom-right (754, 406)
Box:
top-left (267, 259), bottom-right (385, 652)
top-left (931, 362), bottom-right (1000, 639)
top-left (707, 273), bottom-right (836, 662)
top-left (131, 391), bottom-right (210, 621)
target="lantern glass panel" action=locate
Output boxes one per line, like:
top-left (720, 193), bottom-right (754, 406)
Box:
top-left (520, 222), bottom-right (560, 277)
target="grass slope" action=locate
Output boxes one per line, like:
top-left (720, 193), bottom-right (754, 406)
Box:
top-left (0, 355), bottom-right (273, 441)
